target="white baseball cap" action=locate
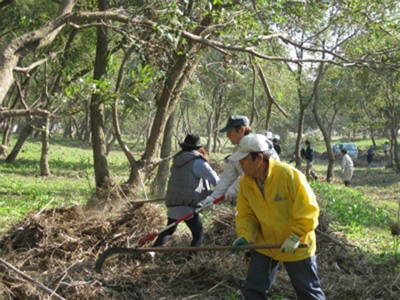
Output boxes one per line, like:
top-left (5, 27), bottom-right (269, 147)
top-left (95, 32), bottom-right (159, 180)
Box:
top-left (229, 134), bottom-right (269, 161)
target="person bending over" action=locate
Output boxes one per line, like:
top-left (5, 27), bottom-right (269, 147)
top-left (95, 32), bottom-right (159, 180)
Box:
top-left (230, 134), bottom-right (325, 300)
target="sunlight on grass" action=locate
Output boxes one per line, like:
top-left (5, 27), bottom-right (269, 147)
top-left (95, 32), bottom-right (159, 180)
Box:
top-left (0, 136), bottom-right (132, 232)
top-left (311, 181), bottom-right (398, 261)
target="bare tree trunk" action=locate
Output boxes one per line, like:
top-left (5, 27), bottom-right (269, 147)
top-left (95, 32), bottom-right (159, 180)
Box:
top-left (295, 107), bottom-right (305, 169)
top-left (322, 101), bottom-right (338, 139)
top-left (63, 118), bottom-right (73, 139)
top-left (369, 127), bottom-right (376, 147)
top-left (288, 53), bottom-right (309, 170)
top-left (88, 0), bottom-right (110, 194)
top-left (390, 116), bottom-right (400, 172)
top-left (153, 111), bottom-right (175, 197)
top-left (5, 120), bottom-right (36, 163)
top-left (83, 100), bottom-right (91, 142)
top-left (125, 14), bottom-right (213, 188)
top-left (2, 118), bottom-right (13, 146)
top-left (204, 86), bottom-right (219, 154)
top-left (213, 92), bottom-right (224, 153)
top-left (311, 63), bottom-right (334, 182)
top-left (40, 116), bottom-right (50, 176)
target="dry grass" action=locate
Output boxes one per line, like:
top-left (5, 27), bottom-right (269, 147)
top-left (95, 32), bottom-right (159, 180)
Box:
top-left (1, 196), bottom-right (399, 299)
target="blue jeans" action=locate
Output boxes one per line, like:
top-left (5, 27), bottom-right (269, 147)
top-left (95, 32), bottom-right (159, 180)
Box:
top-left (152, 213), bottom-right (203, 247)
top-left (245, 250), bottom-right (325, 300)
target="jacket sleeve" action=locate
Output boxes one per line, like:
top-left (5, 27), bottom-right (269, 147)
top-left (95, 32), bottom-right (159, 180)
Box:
top-left (235, 179), bottom-right (259, 242)
top-left (192, 159), bottom-right (220, 186)
top-left (289, 173), bottom-right (320, 237)
top-left (210, 160), bottom-right (242, 199)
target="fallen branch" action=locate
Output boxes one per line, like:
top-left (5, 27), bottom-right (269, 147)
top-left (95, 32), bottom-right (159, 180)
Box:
top-left (0, 258), bottom-right (66, 300)
top-left (130, 197), bottom-right (166, 204)
top-left (316, 228), bottom-right (355, 253)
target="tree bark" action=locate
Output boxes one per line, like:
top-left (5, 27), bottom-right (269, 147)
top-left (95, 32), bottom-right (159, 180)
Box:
top-left (1, 118), bottom-right (13, 146)
top-left (125, 13), bottom-right (214, 188)
top-left (0, 0), bottom-right (76, 105)
top-left (390, 109), bottom-right (400, 172)
top-left (40, 116), bottom-right (50, 176)
top-left (212, 91), bottom-right (224, 153)
top-left (5, 120), bottom-right (38, 163)
top-left (295, 106), bottom-right (306, 169)
top-left (311, 63), bottom-right (334, 182)
top-left (153, 111), bottom-right (175, 198)
top-left (204, 85), bottom-right (219, 154)
top-left (88, 0), bottom-right (110, 194)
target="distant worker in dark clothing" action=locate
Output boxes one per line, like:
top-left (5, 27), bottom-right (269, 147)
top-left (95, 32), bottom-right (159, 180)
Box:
top-left (367, 145), bottom-right (374, 169)
top-left (301, 140), bottom-right (315, 181)
top-left (272, 138), bottom-right (281, 155)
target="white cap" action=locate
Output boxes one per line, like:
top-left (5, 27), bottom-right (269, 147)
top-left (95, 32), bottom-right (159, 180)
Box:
top-left (229, 134), bottom-right (269, 161)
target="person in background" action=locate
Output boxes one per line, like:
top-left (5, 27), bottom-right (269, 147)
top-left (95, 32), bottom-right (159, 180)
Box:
top-left (152, 133), bottom-right (219, 250)
top-left (202, 116), bottom-right (280, 208)
top-left (341, 149), bottom-right (354, 187)
top-left (301, 140), bottom-right (314, 181)
top-left (230, 134), bottom-right (325, 300)
top-left (201, 115), bottom-right (252, 206)
top-left (367, 145), bottom-right (374, 169)
top-left (272, 138), bottom-right (281, 155)
top-left (383, 142), bottom-right (389, 161)
top-left (200, 115), bottom-right (280, 274)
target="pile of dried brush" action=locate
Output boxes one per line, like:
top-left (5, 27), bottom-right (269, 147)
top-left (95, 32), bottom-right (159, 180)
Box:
top-left (0, 200), bottom-right (399, 299)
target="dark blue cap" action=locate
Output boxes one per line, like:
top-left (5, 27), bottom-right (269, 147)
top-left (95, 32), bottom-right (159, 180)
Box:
top-left (220, 115), bottom-right (250, 133)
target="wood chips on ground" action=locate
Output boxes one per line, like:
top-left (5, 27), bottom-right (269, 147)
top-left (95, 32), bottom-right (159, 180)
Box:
top-left (0, 201), bottom-right (399, 299)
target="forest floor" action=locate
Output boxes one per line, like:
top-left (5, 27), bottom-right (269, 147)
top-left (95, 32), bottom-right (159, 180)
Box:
top-left (0, 153), bottom-right (399, 299)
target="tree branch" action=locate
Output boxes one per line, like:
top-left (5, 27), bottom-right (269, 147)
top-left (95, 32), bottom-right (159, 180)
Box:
top-left (0, 108), bottom-right (50, 119)
top-left (255, 61), bottom-right (288, 119)
top-left (0, 258), bottom-right (65, 300)
top-left (13, 52), bottom-right (58, 74)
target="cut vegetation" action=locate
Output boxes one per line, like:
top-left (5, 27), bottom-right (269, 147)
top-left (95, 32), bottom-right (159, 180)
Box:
top-left (0, 137), bottom-right (399, 299)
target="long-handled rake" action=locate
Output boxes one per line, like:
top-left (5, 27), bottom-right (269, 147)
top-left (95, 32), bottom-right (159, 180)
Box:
top-left (95, 195), bottom-right (226, 272)
top-left (131, 195), bottom-right (225, 247)
top-left (95, 243), bottom-right (309, 273)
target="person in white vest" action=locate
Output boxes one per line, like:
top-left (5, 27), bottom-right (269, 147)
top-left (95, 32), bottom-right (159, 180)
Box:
top-left (341, 149), bottom-right (354, 187)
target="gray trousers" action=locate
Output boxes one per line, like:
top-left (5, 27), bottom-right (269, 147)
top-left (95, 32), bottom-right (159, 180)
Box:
top-left (244, 250), bottom-right (325, 300)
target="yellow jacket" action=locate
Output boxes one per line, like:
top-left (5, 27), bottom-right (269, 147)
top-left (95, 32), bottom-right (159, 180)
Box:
top-left (236, 159), bottom-right (319, 262)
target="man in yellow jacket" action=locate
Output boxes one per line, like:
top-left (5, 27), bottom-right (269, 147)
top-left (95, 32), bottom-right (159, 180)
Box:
top-left (230, 134), bottom-right (325, 300)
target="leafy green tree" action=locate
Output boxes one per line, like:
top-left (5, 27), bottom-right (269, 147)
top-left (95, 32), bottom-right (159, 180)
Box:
top-left (2, 0), bottom-right (400, 206)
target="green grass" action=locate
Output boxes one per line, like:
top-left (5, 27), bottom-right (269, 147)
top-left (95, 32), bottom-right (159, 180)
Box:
top-left (311, 136), bottom-right (390, 154)
top-left (312, 181), bottom-right (391, 228)
top-left (0, 136), bottom-right (132, 231)
top-left (311, 179), bottom-right (399, 263)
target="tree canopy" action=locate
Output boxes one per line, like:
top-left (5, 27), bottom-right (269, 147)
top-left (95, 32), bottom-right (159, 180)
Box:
top-left (1, 0), bottom-right (400, 201)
